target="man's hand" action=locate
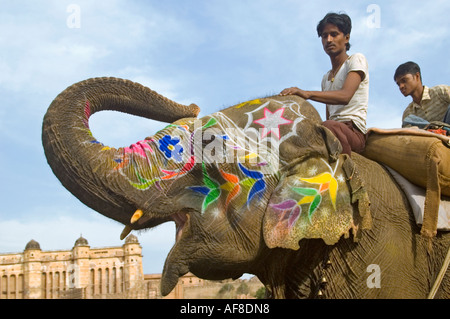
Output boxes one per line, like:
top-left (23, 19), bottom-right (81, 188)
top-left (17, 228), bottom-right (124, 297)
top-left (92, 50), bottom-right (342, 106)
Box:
top-left (280, 87), bottom-right (310, 99)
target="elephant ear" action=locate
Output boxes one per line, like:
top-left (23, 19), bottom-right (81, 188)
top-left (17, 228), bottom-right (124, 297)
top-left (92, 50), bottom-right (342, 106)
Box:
top-left (263, 154), bottom-right (371, 250)
top-left (319, 125), bottom-right (343, 162)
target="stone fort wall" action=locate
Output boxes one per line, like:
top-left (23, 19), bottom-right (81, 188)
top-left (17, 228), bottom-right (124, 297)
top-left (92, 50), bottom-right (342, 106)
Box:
top-left (0, 236), bottom-right (263, 299)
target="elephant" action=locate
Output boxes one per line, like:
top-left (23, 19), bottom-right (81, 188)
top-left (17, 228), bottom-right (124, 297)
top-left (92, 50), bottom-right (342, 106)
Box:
top-left (42, 77), bottom-right (450, 299)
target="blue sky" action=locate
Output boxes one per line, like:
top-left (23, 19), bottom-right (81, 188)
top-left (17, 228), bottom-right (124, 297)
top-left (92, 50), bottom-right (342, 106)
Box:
top-left (0, 0), bottom-right (448, 275)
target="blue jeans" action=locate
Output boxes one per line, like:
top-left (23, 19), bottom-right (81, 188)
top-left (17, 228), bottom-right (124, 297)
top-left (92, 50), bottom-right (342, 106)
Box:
top-left (403, 106), bottom-right (450, 127)
top-left (402, 114), bottom-right (430, 128)
top-left (444, 106), bottom-right (450, 125)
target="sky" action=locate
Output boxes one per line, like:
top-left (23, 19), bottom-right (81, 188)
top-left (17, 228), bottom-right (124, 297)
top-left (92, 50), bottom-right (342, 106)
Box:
top-left (0, 0), bottom-right (449, 275)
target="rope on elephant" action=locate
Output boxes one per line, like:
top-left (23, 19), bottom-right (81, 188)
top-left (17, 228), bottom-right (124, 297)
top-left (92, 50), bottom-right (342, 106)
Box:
top-left (428, 245), bottom-right (450, 299)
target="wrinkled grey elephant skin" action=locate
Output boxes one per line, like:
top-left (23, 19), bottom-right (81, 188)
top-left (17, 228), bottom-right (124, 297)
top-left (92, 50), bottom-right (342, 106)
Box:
top-left (42, 77), bottom-right (449, 298)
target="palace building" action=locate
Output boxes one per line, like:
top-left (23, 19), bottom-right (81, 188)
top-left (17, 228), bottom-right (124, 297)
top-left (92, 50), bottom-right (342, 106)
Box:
top-left (0, 236), bottom-right (263, 299)
top-left (0, 235), bottom-right (144, 299)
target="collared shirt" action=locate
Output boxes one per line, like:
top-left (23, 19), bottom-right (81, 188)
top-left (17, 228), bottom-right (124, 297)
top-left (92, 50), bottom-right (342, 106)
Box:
top-left (402, 85), bottom-right (450, 123)
top-left (321, 53), bottom-right (369, 134)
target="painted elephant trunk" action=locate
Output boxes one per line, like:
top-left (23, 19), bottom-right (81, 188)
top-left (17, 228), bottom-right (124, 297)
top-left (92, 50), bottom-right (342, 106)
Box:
top-left (42, 77), bottom-right (200, 226)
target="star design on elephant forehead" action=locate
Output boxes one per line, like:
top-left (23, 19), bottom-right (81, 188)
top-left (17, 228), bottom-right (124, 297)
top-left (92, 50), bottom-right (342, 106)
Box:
top-left (253, 107), bottom-right (292, 139)
top-left (210, 207), bottom-right (222, 219)
top-left (307, 166), bottom-right (318, 176)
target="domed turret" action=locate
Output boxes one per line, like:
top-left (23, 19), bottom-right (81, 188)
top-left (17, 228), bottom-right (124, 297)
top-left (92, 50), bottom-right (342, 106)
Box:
top-left (74, 235), bottom-right (89, 247)
top-left (25, 239), bottom-right (41, 251)
top-left (125, 234), bottom-right (139, 244)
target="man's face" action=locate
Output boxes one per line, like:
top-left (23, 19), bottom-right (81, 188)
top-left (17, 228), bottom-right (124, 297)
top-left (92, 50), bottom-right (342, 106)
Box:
top-left (395, 73), bottom-right (421, 97)
top-left (320, 23), bottom-right (349, 57)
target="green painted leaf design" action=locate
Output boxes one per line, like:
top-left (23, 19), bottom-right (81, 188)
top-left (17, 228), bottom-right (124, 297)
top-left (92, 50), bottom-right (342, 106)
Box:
top-left (309, 195), bottom-right (322, 219)
top-left (203, 118), bottom-right (218, 129)
top-left (292, 187), bottom-right (319, 196)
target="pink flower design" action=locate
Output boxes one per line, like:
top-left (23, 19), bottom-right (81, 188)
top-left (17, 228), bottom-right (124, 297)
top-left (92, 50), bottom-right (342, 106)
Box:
top-left (253, 108), bottom-right (292, 139)
top-left (124, 140), bottom-right (154, 158)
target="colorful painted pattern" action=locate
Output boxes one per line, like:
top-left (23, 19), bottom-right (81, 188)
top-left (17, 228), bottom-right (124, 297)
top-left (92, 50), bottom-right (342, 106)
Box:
top-left (253, 107), bottom-right (292, 139)
top-left (159, 135), bottom-right (183, 162)
top-left (264, 157), bottom-right (355, 249)
top-left (270, 171), bottom-right (339, 227)
top-left (83, 100), bottom-right (91, 129)
top-left (80, 96), bottom-right (359, 246)
top-left (188, 163), bottom-right (222, 212)
top-left (187, 162), bottom-right (267, 213)
top-left (99, 98), bottom-right (316, 217)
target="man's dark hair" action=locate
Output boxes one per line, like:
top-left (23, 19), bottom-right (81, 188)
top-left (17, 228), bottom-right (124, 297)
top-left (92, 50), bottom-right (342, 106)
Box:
top-left (317, 12), bottom-right (352, 51)
top-left (394, 61), bottom-right (422, 81)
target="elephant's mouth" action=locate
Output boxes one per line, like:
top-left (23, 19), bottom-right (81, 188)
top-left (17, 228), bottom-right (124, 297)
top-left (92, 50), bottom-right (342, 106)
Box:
top-left (172, 211), bottom-right (190, 242)
top-left (119, 208), bottom-right (196, 296)
top-left (120, 209), bottom-right (190, 242)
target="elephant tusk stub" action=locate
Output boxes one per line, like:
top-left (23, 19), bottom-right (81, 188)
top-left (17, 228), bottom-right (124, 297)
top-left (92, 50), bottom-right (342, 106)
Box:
top-left (130, 209), bottom-right (144, 224)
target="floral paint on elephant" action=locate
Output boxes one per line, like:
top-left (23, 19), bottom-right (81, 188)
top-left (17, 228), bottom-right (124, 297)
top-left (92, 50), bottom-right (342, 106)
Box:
top-left (271, 171), bottom-right (339, 224)
top-left (264, 157), bottom-right (355, 249)
top-left (109, 124), bottom-right (193, 190)
top-left (188, 162), bottom-right (267, 214)
top-left (253, 107), bottom-right (293, 139)
top-left (107, 98), bottom-right (311, 216)
top-left (159, 135), bottom-right (184, 162)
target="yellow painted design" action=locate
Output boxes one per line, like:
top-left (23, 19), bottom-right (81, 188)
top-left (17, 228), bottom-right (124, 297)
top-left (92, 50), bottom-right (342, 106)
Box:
top-left (220, 181), bottom-right (235, 192)
top-left (301, 173), bottom-right (338, 210)
top-left (235, 99), bottom-right (262, 109)
top-left (297, 195), bottom-right (316, 206)
top-left (239, 152), bottom-right (258, 161)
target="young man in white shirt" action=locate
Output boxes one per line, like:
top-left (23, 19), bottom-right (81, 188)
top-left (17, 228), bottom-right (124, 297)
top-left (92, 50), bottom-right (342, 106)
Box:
top-left (280, 13), bottom-right (369, 156)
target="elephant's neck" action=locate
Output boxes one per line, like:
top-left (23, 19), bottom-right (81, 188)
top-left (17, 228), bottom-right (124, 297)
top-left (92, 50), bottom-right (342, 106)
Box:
top-left (256, 239), bottom-right (326, 298)
top-left (258, 237), bottom-right (371, 299)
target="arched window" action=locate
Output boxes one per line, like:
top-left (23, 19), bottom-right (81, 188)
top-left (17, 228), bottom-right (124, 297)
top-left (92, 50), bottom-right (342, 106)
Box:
top-left (105, 268), bottom-right (110, 294)
top-left (41, 273), bottom-right (47, 299)
top-left (119, 267), bottom-right (124, 293)
top-left (55, 272), bottom-right (60, 298)
top-left (9, 275), bottom-right (16, 299)
top-left (49, 272), bottom-right (54, 299)
top-left (1, 275), bottom-right (7, 299)
top-left (18, 274), bottom-right (24, 299)
top-left (97, 268), bottom-right (102, 294)
top-left (112, 267), bottom-right (117, 294)
top-left (90, 269), bottom-right (95, 296)
top-left (62, 271), bottom-right (67, 291)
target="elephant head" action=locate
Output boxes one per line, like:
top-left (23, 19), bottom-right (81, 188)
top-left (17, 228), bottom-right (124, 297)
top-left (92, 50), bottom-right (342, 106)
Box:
top-left (42, 77), bottom-right (371, 296)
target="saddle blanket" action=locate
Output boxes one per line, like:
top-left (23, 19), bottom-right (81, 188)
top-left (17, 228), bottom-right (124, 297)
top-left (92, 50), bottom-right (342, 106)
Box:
top-left (387, 166), bottom-right (450, 231)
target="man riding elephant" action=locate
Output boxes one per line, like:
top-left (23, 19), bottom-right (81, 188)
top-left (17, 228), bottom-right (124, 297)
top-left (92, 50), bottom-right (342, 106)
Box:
top-left (281, 12), bottom-right (369, 156)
